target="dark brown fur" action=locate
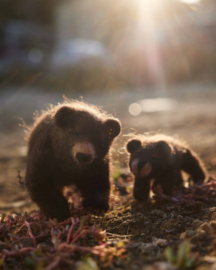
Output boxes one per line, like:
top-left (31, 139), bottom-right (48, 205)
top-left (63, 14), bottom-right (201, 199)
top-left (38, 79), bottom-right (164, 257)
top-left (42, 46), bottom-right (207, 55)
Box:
top-left (127, 134), bottom-right (207, 201)
top-left (25, 101), bottom-right (121, 220)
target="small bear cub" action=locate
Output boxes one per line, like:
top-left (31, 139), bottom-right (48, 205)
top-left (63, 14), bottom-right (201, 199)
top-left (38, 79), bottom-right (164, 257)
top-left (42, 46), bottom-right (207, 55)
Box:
top-left (25, 101), bottom-right (121, 220)
top-left (127, 134), bottom-right (207, 201)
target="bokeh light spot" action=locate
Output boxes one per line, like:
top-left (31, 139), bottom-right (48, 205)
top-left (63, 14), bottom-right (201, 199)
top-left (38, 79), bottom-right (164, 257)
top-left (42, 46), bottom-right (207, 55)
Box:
top-left (129, 103), bottom-right (142, 116)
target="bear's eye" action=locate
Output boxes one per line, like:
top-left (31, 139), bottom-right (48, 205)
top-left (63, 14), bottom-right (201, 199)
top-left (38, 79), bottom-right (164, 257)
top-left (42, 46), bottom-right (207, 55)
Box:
top-left (108, 128), bottom-right (113, 140)
top-left (72, 131), bottom-right (80, 136)
top-left (68, 130), bottom-right (80, 136)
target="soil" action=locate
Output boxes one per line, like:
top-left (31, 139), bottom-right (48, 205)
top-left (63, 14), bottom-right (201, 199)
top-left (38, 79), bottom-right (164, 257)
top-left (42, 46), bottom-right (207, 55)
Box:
top-left (0, 85), bottom-right (216, 269)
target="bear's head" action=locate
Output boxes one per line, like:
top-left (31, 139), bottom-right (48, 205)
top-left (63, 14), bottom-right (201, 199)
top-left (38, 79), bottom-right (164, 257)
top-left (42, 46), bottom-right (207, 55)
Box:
top-left (54, 104), bottom-right (121, 167)
top-left (127, 138), bottom-right (172, 178)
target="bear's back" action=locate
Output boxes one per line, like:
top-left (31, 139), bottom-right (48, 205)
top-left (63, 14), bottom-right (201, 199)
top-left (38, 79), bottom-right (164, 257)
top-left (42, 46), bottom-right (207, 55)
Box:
top-left (137, 134), bottom-right (188, 154)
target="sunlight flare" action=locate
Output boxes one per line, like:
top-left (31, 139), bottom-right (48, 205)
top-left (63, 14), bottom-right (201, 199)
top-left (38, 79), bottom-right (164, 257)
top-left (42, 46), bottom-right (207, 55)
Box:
top-left (180, 0), bottom-right (201, 4)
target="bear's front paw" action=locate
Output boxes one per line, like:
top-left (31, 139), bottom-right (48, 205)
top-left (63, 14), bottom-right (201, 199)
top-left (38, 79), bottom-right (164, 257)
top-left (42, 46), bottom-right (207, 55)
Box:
top-left (82, 198), bottom-right (109, 216)
top-left (42, 205), bottom-right (71, 221)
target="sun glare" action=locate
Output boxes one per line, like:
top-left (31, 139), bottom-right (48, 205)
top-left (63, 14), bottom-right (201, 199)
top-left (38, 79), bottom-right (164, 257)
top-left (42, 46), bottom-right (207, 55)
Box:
top-left (180, 0), bottom-right (201, 3)
top-left (134, 0), bottom-right (166, 94)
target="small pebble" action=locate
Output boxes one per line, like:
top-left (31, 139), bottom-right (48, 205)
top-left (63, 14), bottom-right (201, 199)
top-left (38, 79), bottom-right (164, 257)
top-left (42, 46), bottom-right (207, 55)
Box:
top-left (191, 219), bottom-right (203, 229)
top-left (210, 221), bottom-right (216, 234)
top-left (180, 230), bottom-right (196, 240)
top-left (170, 212), bottom-right (176, 218)
top-left (177, 215), bottom-right (183, 222)
top-left (198, 222), bottom-right (214, 235)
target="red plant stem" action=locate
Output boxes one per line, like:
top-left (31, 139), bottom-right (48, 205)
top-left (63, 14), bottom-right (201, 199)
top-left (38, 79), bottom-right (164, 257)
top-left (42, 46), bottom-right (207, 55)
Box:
top-left (7, 222), bottom-right (12, 232)
top-left (8, 233), bottom-right (19, 240)
top-left (72, 225), bottom-right (90, 241)
top-left (3, 247), bottom-right (36, 256)
top-left (33, 213), bottom-right (42, 223)
top-left (45, 257), bottom-right (61, 270)
top-left (51, 227), bottom-right (66, 241)
top-left (51, 227), bottom-right (55, 238)
top-left (24, 221), bottom-right (37, 248)
top-left (66, 218), bottom-right (75, 244)
top-left (57, 228), bottom-right (65, 240)
top-left (58, 219), bottom-right (72, 226)
top-left (9, 232), bottom-right (48, 244)
top-left (16, 221), bottom-right (41, 235)
top-left (57, 243), bottom-right (102, 255)
top-left (71, 230), bottom-right (87, 243)
top-left (14, 223), bottom-right (26, 234)
top-left (71, 229), bottom-right (100, 244)
top-left (30, 221), bottom-right (41, 230)
top-left (35, 232), bottom-right (48, 239)
top-left (2, 241), bottom-right (108, 259)
top-left (0, 254), bottom-right (6, 262)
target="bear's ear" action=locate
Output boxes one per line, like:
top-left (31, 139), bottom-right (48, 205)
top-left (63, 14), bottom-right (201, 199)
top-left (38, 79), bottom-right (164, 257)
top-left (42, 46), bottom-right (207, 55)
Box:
top-left (55, 106), bottom-right (75, 128)
top-left (127, 139), bottom-right (142, 153)
top-left (104, 119), bottom-right (121, 139)
top-left (156, 140), bottom-right (171, 157)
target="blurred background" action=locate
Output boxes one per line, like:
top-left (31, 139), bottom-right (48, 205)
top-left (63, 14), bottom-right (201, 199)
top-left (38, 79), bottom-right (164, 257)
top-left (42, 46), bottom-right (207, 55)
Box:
top-left (0, 0), bottom-right (216, 210)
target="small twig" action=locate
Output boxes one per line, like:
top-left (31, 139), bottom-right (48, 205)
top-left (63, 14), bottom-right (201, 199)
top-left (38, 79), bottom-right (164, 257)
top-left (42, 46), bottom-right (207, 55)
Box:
top-left (179, 207), bottom-right (213, 216)
top-left (17, 170), bottom-right (24, 187)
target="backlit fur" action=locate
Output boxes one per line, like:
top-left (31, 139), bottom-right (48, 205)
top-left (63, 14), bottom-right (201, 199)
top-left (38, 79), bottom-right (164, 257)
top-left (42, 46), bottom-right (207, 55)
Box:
top-left (127, 134), bottom-right (208, 201)
top-left (25, 100), bottom-right (121, 220)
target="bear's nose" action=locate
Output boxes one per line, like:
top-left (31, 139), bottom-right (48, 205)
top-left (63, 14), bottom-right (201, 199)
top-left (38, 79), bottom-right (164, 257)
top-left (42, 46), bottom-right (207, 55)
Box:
top-left (75, 152), bottom-right (92, 163)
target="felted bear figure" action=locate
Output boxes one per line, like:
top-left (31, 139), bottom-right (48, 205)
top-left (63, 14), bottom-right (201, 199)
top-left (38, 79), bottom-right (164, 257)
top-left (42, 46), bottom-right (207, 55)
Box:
top-left (127, 134), bottom-right (207, 201)
top-left (25, 101), bottom-right (121, 220)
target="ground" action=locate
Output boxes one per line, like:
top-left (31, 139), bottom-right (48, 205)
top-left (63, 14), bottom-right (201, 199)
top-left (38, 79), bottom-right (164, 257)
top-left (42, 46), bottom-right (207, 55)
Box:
top-left (0, 84), bottom-right (216, 269)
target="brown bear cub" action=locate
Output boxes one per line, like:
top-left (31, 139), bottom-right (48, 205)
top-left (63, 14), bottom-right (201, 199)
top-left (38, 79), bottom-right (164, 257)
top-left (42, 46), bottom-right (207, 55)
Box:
top-left (127, 134), bottom-right (207, 201)
top-left (25, 101), bottom-right (121, 220)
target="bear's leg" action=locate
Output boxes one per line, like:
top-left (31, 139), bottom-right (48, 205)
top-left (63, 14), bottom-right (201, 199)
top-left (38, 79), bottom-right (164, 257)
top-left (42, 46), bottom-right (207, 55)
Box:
top-left (172, 169), bottom-right (184, 187)
top-left (153, 169), bottom-right (183, 196)
top-left (27, 183), bottom-right (70, 221)
top-left (181, 150), bottom-right (206, 183)
top-left (133, 177), bottom-right (150, 201)
top-left (76, 172), bottom-right (110, 215)
top-left (153, 173), bottom-right (174, 196)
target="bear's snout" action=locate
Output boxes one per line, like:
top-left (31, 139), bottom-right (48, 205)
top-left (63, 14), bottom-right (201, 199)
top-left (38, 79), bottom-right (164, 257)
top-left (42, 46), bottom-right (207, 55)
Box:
top-left (72, 142), bottom-right (96, 164)
top-left (131, 158), bottom-right (152, 177)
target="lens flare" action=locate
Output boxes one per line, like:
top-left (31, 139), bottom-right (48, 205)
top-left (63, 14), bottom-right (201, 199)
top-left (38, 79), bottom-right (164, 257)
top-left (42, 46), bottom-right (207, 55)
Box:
top-left (129, 103), bottom-right (142, 116)
top-left (180, 0), bottom-right (201, 3)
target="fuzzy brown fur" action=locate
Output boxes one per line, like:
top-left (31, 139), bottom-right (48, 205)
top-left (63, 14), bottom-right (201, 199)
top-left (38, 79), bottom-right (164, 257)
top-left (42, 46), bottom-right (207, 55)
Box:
top-left (25, 100), bottom-right (121, 220)
top-left (127, 134), bottom-right (208, 201)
